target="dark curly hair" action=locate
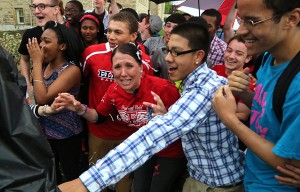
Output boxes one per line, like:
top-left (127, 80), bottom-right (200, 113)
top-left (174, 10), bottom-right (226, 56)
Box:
top-left (44, 21), bottom-right (84, 67)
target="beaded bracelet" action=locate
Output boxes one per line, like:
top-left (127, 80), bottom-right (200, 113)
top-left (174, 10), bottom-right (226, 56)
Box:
top-left (77, 104), bottom-right (88, 116)
top-left (42, 105), bottom-right (49, 116)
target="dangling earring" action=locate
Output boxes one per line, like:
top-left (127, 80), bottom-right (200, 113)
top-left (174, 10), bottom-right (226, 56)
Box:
top-left (140, 70), bottom-right (143, 77)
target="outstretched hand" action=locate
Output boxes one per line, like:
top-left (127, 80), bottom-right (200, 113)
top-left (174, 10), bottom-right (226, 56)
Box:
top-left (275, 164), bottom-right (300, 188)
top-left (58, 178), bottom-right (88, 192)
top-left (51, 93), bottom-right (82, 112)
top-left (143, 91), bottom-right (167, 117)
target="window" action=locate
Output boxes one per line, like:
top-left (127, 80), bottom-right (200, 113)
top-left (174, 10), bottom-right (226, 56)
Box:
top-left (15, 8), bottom-right (24, 24)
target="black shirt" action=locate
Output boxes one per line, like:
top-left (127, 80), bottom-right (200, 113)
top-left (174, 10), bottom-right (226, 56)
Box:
top-left (18, 26), bottom-right (43, 55)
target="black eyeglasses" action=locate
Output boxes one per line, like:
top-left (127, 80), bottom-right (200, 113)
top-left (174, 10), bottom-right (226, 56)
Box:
top-left (29, 3), bottom-right (57, 11)
top-left (162, 47), bottom-right (200, 57)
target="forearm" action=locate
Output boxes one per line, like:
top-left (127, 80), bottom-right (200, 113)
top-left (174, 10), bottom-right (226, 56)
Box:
top-left (76, 104), bottom-right (106, 123)
top-left (110, 0), bottom-right (119, 16)
top-left (79, 119), bottom-right (175, 191)
top-left (223, 0), bottom-right (237, 43)
top-left (225, 116), bottom-right (291, 168)
top-left (30, 104), bottom-right (56, 118)
top-left (237, 89), bottom-right (254, 108)
top-left (236, 102), bottom-right (250, 121)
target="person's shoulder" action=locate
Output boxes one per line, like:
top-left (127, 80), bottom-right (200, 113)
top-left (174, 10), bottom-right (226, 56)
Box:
top-left (137, 42), bottom-right (146, 53)
top-left (212, 63), bottom-right (225, 70)
top-left (141, 50), bottom-right (151, 62)
top-left (216, 36), bottom-right (227, 47)
top-left (63, 62), bottom-right (81, 73)
top-left (146, 75), bottom-right (173, 88)
top-left (85, 9), bottom-right (94, 13)
top-left (144, 36), bottom-right (161, 44)
top-left (23, 26), bottom-right (43, 36)
top-left (84, 43), bottom-right (109, 54)
top-left (148, 76), bottom-right (179, 97)
top-left (25, 26), bottom-right (42, 31)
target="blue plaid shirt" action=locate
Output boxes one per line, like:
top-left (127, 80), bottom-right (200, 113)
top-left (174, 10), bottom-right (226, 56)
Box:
top-left (80, 64), bottom-right (245, 191)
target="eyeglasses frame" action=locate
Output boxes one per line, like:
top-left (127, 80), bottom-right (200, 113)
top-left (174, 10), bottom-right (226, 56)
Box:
top-left (29, 3), bottom-right (57, 11)
top-left (237, 13), bottom-right (285, 27)
top-left (163, 48), bottom-right (200, 57)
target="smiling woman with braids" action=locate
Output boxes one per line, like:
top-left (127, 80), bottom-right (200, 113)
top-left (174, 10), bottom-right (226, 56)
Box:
top-left (27, 20), bottom-right (84, 184)
top-left (52, 43), bottom-right (186, 192)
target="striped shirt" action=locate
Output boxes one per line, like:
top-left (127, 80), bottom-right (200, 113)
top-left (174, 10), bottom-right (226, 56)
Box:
top-left (79, 63), bottom-right (245, 191)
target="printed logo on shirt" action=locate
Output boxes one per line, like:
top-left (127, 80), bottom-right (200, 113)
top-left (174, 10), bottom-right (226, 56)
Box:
top-left (98, 69), bottom-right (114, 81)
top-left (250, 83), bottom-right (268, 138)
top-left (118, 105), bottom-right (148, 127)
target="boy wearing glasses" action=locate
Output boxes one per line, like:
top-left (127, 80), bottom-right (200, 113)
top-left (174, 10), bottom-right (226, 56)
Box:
top-left (213, 0), bottom-right (300, 191)
top-left (18, 0), bottom-right (59, 96)
top-left (59, 22), bottom-right (245, 192)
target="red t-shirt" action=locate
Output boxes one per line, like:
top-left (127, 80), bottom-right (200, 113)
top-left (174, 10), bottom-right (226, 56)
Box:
top-left (82, 42), bottom-right (153, 139)
top-left (97, 75), bottom-right (185, 158)
top-left (212, 64), bottom-right (256, 102)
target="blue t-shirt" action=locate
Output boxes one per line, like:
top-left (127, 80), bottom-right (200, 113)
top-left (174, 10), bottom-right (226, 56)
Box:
top-left (245, 54), bottom-right (300, 191)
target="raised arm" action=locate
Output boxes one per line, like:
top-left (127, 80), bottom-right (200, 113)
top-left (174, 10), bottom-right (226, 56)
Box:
top-left (27, 38), bottom-right (81, 104)
top-left (223, 0), bottom-right (237, 43)
top-left (109, 0), bottom-right (120, 18)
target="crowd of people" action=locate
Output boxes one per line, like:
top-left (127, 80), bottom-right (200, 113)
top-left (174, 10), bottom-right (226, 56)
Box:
top-left (9, 0), bottom-right (300, 191)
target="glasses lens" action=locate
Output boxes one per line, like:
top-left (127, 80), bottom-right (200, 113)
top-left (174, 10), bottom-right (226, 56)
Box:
top-left (38, 4), bottom-right (46, 10)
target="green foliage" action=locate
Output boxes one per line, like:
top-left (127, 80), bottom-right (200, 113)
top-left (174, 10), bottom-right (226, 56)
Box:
top-left (164, 2), bottom-right (172, 14)
top-left (0, 31), bottom-right (23, 69)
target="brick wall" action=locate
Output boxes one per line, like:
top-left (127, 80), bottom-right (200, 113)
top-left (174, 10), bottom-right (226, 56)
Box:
top-left (0, 0), bottom-right (164, 31)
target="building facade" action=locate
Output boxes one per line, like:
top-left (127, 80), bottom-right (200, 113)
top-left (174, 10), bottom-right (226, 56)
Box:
top-left (0, 0), bottom-right (164, 31)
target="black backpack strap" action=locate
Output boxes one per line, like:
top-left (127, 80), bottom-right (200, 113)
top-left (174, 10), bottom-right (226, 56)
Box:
top-left (262, 52), bottom-right (271, 66)
top-left (273, 51), bottom-right (300, 123)
top-left (252, 52), bottom-right (271, 79)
